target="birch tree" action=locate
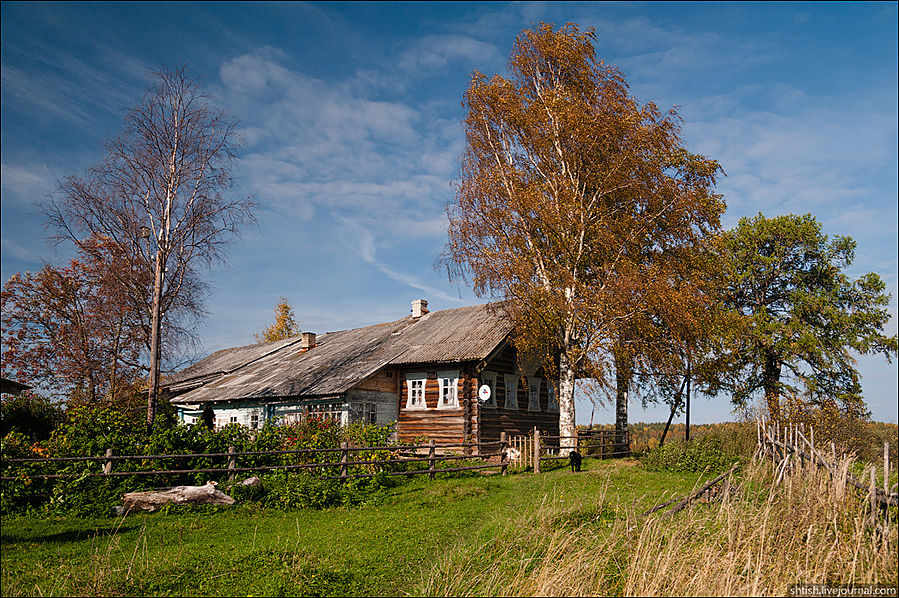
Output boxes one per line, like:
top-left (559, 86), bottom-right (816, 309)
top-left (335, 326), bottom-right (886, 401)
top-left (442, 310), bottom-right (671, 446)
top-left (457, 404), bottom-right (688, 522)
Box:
top-left (444, 23), bottom-right (724, 448)
top-left (43, 66), bottom-right (255, 428)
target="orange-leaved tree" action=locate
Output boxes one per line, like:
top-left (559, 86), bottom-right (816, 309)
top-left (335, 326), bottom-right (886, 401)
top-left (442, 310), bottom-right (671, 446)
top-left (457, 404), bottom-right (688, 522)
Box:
top-left (255, 297), bottom-right (301, 343)
top-left (444, 22), bottom-right (724, 449)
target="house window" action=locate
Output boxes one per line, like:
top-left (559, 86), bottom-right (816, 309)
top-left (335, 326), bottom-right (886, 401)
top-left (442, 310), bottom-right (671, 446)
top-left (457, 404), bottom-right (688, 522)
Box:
top-left (479, 372), bottom-right (497, 408)
top-left (503, 374), bottom-right (519, 410)
top-left (361, 402), bottom-right (377, 424)
top-left (548, 382), bottom-right (560, 412)
top-left (250, 413), bottom-right (260, 430)
top-left (305, 402), bottom-right (345, 423)
top-left (438, 371), bottom-right (459, 409)
top-left (406, 373), bottom-right (427, 409)
top-left (528, 377), bottom-right (542, 412)
top-left (229, 415), bottom-right (239, 425)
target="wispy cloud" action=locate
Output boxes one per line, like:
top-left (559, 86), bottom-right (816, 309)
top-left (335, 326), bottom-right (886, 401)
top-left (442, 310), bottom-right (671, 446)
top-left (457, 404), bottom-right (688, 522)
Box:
top-left (336, 215), bottom-right (460, 303)
top-left (398, 34), bottom-right (502, 73)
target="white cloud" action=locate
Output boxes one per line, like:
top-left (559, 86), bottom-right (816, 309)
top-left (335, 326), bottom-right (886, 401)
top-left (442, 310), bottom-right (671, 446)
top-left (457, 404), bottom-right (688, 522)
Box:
top-left (399, 34), bottom-right (502, 73)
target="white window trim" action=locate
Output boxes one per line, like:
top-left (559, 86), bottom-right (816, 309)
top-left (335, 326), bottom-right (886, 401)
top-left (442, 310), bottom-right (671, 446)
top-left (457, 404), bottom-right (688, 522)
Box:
top-left (547, 382), bottom-right (560, 413)
top-left (437, 370), bottom-right (459, 410)
top-left (527, 376), bottom-right (542, 412)
top-left (405, 372), bottom-right (428, 410)
top-left (480, 371), bottom-right (497, 408)
top-left (504, 374), bottom-right (519, 410)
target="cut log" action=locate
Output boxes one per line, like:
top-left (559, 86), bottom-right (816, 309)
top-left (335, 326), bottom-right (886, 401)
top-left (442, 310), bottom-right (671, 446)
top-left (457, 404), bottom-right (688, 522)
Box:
top-left (122, 481), bottom-right (235, 512)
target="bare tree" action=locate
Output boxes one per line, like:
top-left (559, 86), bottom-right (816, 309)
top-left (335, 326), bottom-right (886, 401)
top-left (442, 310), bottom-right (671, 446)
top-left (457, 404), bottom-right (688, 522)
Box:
top-left (43, 66), bottom-right (255, 429)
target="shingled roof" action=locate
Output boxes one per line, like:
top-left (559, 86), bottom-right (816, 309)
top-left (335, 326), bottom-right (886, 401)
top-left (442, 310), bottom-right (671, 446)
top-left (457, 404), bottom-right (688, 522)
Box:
top-left (167, 302), bottom-right (511, 405)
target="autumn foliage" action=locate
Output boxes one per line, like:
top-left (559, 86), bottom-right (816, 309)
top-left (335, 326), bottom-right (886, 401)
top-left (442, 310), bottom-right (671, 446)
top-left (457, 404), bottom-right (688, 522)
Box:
top-left (445, 22), bottom-right (724, 443)
top-left (1, 237), bottom-right (147, 406)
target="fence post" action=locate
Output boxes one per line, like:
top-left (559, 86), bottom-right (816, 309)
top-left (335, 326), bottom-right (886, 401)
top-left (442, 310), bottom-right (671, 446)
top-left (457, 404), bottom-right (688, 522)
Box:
top-left (885, 442), bottom-right (890, 495)
top-left (500, 432), bottom-right (508, 476)
top-left (103, 448), bottom-right (113, 476)
top-left (428, 439), bottom-right (436, 480)
top-left (340, 442), bottom-right (348, 483)
top-left (228, 446), bottom-right (236, 482)
top-left (533, 428), bottom-right (541, 474)
top-left (600, 431), bottom-right (604, 460)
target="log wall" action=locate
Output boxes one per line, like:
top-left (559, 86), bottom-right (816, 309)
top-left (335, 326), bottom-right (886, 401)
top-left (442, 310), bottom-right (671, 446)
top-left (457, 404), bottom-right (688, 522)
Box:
top-left (477, 344), bottom-right (559, 443)
top-left (396, 367), bottom-right (475, 445)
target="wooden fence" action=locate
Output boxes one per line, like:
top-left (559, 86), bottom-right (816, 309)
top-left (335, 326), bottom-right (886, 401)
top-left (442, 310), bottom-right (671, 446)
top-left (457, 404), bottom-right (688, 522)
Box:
top-left (756, 418), bottom-right (897, 508)
top-left (3, 430), bottom-right (633, 489)
top-left (506, 429), bottom-right (630, 472)
top-left (1, 439), bottom-right (510, 484)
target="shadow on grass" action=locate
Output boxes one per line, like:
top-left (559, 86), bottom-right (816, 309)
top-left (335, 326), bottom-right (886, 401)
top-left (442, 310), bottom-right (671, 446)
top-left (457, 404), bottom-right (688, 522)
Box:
top-left (1, 523), bottom-right (138, 545)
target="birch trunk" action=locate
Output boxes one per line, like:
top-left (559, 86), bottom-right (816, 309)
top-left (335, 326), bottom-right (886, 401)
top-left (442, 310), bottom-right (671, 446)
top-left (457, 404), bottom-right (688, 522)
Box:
top-left (558, 350), bottom-right (578, 454)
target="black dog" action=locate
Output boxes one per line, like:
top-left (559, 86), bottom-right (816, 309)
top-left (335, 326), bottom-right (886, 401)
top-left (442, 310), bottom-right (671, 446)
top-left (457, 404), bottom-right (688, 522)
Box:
top-left (569, 450), bottom-right (582, 472)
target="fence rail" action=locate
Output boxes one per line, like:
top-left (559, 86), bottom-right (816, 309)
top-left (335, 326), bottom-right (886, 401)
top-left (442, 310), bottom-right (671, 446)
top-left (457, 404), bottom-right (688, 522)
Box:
top-left (756, 418), bottom-right (897, 508)
top-left (506, 430), bottom-right (631, 472)
top-left (1, 439), bottom-right (512, 483)
top-left (2, 431), bottom-right (632, 486)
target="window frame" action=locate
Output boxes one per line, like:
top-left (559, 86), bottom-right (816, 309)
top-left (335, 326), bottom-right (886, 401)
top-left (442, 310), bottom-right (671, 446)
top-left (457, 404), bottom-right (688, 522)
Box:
top-left (405, 372), bottom-right (428, 410)
top-left (437, 370), bottom-right (460, 410)
top-left (503, 373), bottom-right (519, 410)
top-left (547, 382), bottom-right (560, 413)
top-left (527, 376), bottom-right (542, 412)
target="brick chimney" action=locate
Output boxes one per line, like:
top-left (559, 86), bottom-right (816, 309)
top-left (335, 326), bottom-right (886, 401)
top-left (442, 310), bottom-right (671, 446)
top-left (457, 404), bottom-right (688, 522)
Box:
top-left (300, 332), bottom-right (316, 349)
top-left (411, 299), bottom-right (429, 319)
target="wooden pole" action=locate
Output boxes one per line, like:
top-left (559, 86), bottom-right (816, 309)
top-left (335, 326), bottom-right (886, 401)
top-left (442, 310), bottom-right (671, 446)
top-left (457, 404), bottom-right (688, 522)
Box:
top-left (428, 439), bottom-right (436, 480)
top-left (339, 442), bottom-right (348, 483)
top-left (103, 448), bottom-right (113, 476)
top-left (885, 442), bottom-right (890, 496)
top-left (227, 446), bottom-right (236, 482)
top-left (533, 428), bottom-right (541, 474)
top-left (500, 432), bottom-right (508, 477)
top-left (685, 358), bottom-right (691, 443)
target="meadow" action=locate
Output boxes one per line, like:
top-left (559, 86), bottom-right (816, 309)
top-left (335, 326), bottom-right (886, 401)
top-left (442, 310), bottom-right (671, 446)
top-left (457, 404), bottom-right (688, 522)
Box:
top-left (2, 453), bottom-right (896, 597)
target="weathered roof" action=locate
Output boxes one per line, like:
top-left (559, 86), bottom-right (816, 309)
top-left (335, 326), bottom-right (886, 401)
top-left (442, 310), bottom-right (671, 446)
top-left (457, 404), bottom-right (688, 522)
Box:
top-left (168, 302), bottom-right (511, 405)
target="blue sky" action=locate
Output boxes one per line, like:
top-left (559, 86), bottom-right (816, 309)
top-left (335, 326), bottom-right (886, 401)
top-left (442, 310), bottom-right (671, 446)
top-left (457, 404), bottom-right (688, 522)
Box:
top-left (2, 2), bottom-right (896, 424)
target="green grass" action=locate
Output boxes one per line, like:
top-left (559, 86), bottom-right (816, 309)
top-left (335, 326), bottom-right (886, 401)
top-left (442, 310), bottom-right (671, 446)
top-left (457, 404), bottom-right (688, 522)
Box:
top-left (1, 459), bottom-right (703, 597)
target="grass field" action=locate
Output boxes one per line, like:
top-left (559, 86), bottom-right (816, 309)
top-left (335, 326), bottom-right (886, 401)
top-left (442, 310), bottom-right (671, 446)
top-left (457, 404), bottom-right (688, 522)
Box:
top-left (3, 455), bottom-right (895, 597)
top-left (0, 459), bottom-right (699, 597)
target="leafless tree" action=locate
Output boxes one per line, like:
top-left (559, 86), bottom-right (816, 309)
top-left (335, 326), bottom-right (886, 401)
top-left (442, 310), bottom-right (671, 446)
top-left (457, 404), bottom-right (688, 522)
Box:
top-left (43, 65), bottom-right (255, 428)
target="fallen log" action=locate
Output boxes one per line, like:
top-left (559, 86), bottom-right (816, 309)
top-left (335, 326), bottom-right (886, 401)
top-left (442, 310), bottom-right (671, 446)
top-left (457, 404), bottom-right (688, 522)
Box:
top-left (122, 481), bottom-right (235, 513)
top-left (642, 463), bottom-right (740, 517)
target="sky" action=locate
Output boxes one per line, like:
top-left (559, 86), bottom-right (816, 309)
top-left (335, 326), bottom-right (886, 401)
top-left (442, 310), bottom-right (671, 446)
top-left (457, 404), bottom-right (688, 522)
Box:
top-left (1, 2), bottom-right (897, 425)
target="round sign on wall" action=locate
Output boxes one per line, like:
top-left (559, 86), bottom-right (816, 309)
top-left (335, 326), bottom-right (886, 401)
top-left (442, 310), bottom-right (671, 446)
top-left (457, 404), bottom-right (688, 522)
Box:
top-left (478, 384), bottom-right (491, 402)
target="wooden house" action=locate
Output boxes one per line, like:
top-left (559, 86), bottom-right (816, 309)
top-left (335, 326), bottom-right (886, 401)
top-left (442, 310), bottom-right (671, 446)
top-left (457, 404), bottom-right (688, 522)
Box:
top-left (165, 300), bottom-right (560, 445)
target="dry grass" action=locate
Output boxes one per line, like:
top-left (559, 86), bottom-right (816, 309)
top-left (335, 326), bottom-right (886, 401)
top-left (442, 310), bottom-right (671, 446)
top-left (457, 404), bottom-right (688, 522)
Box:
top-left (419, 459), bottom-right (897, 596)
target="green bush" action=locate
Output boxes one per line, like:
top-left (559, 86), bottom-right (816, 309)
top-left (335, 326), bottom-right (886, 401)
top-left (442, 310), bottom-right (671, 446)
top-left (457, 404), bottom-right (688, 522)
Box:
top-left (0, 391), bottom-right (65, 441)
top-left (639, 432), bottom-right (742, 473)
top-left (2, 403), bottom-right (403, 516)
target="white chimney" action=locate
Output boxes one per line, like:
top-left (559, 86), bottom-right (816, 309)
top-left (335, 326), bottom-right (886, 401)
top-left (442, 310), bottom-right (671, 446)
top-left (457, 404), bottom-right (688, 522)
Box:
top-left (411, 299), bottom-right (429, 319)
top-left (300, 332), bottom-right (316, 349)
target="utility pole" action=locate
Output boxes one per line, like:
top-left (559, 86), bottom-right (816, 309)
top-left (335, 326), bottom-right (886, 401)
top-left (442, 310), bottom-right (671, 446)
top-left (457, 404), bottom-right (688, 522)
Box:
top-left (685, 354), bottom-right (691, 442)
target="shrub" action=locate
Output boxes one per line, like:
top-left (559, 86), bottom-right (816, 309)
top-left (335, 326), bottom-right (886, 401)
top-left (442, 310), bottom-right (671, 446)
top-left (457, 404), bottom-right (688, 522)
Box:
top-left (639, 432), bottom-right (742, 473)
top-left (2, 404), bottom-right (403, 516)
top-left (0, 391), bottom-right (65, 440)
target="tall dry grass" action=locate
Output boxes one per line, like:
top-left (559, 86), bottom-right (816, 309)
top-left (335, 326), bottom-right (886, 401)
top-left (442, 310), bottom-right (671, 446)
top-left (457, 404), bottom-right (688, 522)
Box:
top-left (420, 459), bottom-right (897, 596)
